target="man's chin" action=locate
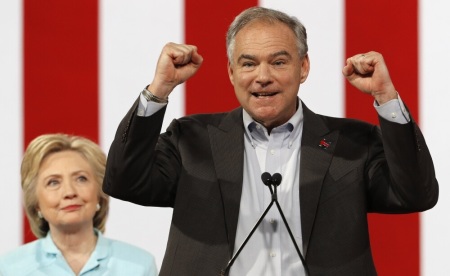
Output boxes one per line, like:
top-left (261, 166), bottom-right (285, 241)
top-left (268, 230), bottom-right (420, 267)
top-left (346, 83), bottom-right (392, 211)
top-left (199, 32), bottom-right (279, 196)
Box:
top-left (251, 113), bottom-right (279, 126)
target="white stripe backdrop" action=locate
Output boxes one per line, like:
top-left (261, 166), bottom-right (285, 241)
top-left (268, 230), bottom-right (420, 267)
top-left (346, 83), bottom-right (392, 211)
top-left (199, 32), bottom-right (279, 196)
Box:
top-left (419, 1), bottom-right (450, 275)
top-left (0, 0), bottom-right (23, 256)
top-left (1, 1), bottom-right (449, 274)
top-left (99, 0), bottom-right (184, 268)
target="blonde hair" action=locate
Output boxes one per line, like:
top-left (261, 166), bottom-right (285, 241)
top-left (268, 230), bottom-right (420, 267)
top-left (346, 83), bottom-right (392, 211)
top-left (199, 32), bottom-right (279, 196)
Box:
top-left (21, 134), bottom-right (109, 238)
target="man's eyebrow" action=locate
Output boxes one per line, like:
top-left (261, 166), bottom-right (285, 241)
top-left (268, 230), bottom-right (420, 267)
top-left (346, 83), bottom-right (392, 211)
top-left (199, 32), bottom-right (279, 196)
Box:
top-left (271, 50), bottom-right (292, 59)
top-left (237, 54), bottom-right (256, 63)
top-left (237, 51), bottom-right (292, 63)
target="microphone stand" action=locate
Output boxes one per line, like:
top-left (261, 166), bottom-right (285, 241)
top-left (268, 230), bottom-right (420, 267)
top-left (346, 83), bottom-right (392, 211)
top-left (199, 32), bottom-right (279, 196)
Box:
top-left (270, 183), bottom-right (310, 275)
top-left (221, 176), bottom-right (310, 276)
top-left (221, 195), bottom-right (276, 275)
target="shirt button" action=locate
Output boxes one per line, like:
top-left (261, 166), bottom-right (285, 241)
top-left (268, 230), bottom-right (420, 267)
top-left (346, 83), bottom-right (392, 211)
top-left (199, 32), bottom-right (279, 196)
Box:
top-left (270, 149), bottom-right (275, 155)
top-left (391, 112), bottom-right (397, 119)
top-left (269, 219), bottom-right (275, 224)
top-left (270, 252), bottom-right (276, 257)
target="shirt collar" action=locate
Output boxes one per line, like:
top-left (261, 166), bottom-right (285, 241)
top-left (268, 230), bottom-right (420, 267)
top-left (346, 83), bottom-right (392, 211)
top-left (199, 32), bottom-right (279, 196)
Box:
top-left (90, 229), bottom-right (109, 260)
top-left (243, 97), bottom-right (304, 148)
top-left (81, 229), bottom-right (109, 274)
top-left (41, 231), bottom-right (60, 255)
top-left (38, 229), bottom-right (108, 274)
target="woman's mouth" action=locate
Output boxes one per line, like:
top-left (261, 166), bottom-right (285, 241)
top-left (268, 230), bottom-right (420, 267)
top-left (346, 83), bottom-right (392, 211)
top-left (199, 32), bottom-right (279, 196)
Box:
top-left (61, 205), bottom-right (82, 211)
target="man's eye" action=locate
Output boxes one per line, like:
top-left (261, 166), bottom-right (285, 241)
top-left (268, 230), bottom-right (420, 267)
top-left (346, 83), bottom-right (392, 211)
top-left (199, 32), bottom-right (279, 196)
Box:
top-left (273, 60), bottom-right (286, 66)
top-left (242, 62), bottom-right (254, 67)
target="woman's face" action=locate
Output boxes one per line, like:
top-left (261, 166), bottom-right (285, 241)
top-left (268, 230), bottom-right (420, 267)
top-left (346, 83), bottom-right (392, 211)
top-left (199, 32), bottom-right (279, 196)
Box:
top-left (36, 150), bottom-right (99, 233)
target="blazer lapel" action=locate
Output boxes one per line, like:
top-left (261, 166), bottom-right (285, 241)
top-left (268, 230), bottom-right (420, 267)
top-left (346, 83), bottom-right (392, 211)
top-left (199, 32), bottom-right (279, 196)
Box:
top-left (300, 103), bottom-right (339, 257)
top-left (208, 108), bottom-right (245, 256)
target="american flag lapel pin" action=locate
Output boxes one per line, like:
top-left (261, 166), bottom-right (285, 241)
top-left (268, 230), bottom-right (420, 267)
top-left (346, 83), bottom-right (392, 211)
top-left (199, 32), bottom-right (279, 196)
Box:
top-left (319, 138), bottom-right (331, 149)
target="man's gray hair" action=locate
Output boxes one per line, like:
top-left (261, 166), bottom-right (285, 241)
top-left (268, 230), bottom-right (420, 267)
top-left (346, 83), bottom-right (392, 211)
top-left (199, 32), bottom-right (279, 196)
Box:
top-left (226, 7), bottom-right (308, 63)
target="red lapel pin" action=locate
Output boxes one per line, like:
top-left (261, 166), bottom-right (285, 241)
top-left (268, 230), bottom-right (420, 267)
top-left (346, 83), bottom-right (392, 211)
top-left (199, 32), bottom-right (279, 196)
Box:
top-left (319, 138), bottom-right (331, 149)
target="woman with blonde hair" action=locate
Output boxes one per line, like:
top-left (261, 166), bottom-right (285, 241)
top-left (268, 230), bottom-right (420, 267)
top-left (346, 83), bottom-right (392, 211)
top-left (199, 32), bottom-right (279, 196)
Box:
top-left (0, 134), bottom-right (157, 275)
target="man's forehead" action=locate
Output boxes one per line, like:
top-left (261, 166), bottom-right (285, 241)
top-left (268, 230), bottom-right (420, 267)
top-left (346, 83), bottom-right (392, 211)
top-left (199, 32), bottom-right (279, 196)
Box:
top-left (238, 18), bottom-right (293, 33)
top-left (234, 21), bottom-right (296, 46)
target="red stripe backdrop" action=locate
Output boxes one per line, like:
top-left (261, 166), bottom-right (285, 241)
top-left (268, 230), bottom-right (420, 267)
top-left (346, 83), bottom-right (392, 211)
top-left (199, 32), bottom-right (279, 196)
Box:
top-left (345, 0), bottom-right (420, 275)
top-left (23, 0), bottom-right (99, 243)
top-left (184, 0), bottom-right (257, 114)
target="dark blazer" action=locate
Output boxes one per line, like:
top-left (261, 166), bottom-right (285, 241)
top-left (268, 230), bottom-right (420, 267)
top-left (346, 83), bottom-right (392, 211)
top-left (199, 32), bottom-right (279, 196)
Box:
top-left (103, 99), bottom-right (438, 276)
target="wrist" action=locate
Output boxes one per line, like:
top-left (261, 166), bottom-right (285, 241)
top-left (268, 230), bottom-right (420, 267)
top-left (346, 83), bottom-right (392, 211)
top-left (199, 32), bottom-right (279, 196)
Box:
top-left (142, 86), bottom-right (169, 103)
top-left (373, 88), bottom-right (398, 105)
top-left (147, 82), bottom-right (173, 99)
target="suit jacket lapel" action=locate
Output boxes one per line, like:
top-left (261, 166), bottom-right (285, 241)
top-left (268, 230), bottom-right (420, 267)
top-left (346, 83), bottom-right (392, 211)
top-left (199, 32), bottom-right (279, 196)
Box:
top-left (300, 103), bottom-right (339, 257)
top-left (208, 108), bottom-right (245, 256)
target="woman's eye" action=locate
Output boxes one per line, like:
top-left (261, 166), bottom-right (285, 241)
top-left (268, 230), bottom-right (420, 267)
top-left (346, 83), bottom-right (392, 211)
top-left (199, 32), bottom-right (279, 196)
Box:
top-left (77, 175), bottom-right (88, 182)
top-left (47, 179), bottom-right (60, 187)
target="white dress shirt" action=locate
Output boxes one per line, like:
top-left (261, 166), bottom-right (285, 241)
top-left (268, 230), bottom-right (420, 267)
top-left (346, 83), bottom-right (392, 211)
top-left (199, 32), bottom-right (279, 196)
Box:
top-left (230, 102), bottom-right (305, 276)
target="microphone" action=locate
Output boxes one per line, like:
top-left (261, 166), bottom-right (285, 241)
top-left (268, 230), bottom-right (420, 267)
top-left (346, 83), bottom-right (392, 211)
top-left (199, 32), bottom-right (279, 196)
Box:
top-left (271, 173), bottom-right (282, 186)
top-left (261, 172), bottom-right (273, 186)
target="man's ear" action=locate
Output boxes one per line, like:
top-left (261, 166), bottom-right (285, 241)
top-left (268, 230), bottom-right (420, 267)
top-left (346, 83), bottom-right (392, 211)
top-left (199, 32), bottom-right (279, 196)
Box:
top-left (300, 54), bottom-right (310, 83)
top-left (227, 61), bottom-right (235, 85)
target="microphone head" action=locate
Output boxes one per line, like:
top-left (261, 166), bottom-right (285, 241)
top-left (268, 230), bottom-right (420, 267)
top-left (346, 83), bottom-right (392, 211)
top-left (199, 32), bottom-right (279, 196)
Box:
top-left (272, 173), bottom-right (282, 186)
top-left (261, 172), bottom-right (272, 186)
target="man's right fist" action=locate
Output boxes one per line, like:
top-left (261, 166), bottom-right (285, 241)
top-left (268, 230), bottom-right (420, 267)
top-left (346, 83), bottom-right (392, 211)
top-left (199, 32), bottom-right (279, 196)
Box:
top-left (148, 43), bottom-right (203, 99)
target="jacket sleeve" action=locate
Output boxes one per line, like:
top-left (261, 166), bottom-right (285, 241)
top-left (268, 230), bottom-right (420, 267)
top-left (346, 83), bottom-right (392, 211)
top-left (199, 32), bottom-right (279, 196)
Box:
top-left (366, 115), bottom-right (439, 212)
top-left (102, 97), bottom-right (181, 207)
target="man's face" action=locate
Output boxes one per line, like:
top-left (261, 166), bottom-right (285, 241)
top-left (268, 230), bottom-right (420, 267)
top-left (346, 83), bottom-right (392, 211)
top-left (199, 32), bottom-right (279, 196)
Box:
top-left (228, 20), bottom-right (309, 130)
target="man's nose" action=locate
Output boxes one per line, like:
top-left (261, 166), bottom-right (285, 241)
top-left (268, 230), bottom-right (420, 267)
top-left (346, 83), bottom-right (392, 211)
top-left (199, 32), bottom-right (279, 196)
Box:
top-left (256, 64), bottom-right (273, 87)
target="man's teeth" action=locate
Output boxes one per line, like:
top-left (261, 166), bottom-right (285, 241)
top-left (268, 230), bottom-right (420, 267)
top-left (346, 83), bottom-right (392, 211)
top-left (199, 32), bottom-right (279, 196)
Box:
top-left (252, 92), bottom-right (277, 97)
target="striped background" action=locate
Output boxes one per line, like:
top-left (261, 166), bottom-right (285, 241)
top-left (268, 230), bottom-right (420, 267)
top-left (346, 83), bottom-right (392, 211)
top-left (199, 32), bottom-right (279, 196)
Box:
top-left (1, 1), bottom-right (449, 274)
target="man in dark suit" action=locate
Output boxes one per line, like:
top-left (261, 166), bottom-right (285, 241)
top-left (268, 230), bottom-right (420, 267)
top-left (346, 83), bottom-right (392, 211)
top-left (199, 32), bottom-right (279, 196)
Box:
top-left (103, 7), bottom-right (438, 276)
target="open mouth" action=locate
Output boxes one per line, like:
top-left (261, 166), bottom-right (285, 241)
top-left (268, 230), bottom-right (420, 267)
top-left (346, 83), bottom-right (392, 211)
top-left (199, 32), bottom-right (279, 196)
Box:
top-left (251, 92), bottom-right (278, 98)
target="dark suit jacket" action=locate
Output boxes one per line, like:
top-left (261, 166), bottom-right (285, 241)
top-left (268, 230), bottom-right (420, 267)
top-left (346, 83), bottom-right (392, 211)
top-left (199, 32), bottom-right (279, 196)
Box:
top-left (103, 99), bottom-right (438, 276)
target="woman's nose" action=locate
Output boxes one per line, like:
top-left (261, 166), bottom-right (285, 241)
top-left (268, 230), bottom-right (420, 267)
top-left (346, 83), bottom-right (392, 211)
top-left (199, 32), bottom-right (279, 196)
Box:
top-left (62, 181), bottom-right (77, 199)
